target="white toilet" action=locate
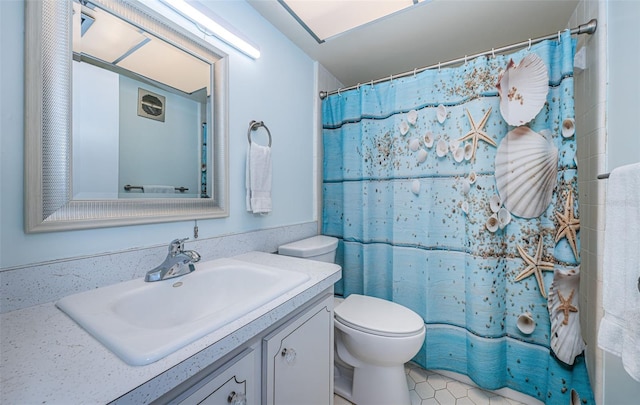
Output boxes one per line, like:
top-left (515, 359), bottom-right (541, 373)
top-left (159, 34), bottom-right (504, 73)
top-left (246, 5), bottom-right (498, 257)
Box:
top-left (278, 236), bottom-right (426, 405)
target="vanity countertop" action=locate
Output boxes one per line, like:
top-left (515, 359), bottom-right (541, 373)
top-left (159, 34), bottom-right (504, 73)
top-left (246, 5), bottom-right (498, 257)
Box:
top-left (0, 252), bottom-right (341, 404)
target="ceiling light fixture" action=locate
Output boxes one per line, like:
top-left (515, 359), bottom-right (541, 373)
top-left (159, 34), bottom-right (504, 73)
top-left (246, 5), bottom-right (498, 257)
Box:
top-left (280, 0), bottom-right (425, 43)
top-left (160, 0), bottom-right (260, 59)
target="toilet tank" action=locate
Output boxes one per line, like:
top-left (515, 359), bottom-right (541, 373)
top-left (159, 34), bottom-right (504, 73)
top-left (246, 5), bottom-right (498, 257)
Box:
top-left (278, 236), bottom-right (338, 263)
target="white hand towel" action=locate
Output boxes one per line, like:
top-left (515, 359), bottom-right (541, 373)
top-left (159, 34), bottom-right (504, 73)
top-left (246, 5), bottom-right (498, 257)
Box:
top-left (245, 143), bottom-right (272, 214)
top-left (142, 185), bottom-right (174, 193)
top-left (597, 162), bottom-right (640, 382)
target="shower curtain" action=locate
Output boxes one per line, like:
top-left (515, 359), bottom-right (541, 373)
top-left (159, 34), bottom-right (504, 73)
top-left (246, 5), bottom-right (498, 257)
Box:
top-left (322, 31), bottom-right (594, 404)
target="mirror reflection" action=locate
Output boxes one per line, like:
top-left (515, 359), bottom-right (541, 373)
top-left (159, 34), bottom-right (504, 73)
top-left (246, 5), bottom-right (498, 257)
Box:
top-left (71, 0), bottom-right (211, 199)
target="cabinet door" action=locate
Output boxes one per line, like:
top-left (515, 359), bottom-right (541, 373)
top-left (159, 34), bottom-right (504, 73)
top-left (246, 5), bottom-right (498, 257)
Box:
top-left (178, 348), bottom-right (256, 405)
top-left (263, 295), bottom-right (333, 405)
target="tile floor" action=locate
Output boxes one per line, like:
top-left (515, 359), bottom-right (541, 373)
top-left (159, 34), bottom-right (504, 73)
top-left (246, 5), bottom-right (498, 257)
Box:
top-left (334, 362), bottom-right (528, 405)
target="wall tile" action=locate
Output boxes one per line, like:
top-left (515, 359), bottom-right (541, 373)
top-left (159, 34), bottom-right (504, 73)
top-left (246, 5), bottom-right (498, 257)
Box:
top-left (571, 1), bottom-right (605, 400)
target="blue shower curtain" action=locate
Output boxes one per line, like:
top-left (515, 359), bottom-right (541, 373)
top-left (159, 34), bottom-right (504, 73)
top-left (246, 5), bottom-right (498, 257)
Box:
top-left (322, 31), bottom-right (593, 404)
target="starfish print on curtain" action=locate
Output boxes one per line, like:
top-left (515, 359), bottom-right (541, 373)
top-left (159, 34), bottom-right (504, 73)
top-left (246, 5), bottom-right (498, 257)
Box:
top-left (557, 289), bottom-right (578, 325)
top-left (515, 236), bottom-right (555, 298)
top-left (555, 190), bottom-right (580, 260)
top-left (457, 107), bottom-right (496, 161)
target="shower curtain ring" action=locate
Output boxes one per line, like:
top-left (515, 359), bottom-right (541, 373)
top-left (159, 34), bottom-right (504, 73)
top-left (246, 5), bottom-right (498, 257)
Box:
top-left (464, 55), bottom-right (467, 65)
top-left (527, 38), bottom-right (532, 51)
top-left (438, 62), bottom-right (441, 72)
top-left (370, 80), bottom-right (374, 88)
top-left (357, 83), bottom-right (361, 90)
top-left (491, 48), bottom-right (495, 58)
top-left (413, 68), bottom-right (417, 77)
top-left (337, 88), bottom-right (341, 96)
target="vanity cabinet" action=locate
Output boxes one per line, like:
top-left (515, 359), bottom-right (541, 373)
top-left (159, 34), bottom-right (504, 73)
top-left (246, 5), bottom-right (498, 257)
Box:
top-left (263, 295), bottom-right (333, 405)
top-left (154, 292), bottom-right (333, 405)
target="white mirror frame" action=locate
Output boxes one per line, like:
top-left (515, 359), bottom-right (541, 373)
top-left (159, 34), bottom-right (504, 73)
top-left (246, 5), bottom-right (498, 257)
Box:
top-left (25, 0), bottom-right (229, 233)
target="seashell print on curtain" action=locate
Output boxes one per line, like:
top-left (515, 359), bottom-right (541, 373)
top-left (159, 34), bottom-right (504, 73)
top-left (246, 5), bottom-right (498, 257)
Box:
top-left (322, 31), bottom-right (593, 404)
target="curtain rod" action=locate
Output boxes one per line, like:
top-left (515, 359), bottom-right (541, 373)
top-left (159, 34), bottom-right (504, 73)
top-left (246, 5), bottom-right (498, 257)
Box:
top-left (319, 19), bottom-right (597, 99)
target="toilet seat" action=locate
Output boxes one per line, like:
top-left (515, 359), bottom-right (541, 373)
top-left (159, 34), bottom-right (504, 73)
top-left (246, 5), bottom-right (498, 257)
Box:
top-left (334, 294), bottom-right (424, 338)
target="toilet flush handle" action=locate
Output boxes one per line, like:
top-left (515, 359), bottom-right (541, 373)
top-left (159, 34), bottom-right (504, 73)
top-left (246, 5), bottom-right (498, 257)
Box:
top-left (281, 347), bottom-right (297, 365)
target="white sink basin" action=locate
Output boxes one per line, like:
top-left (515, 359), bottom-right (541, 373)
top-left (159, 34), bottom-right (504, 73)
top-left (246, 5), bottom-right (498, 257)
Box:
top-left (56, 258), bottom-right (310, 366)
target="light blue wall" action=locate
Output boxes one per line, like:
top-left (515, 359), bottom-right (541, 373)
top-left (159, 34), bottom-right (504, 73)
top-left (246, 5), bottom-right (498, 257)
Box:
top-left (0, 0), bottom-right (316, 268)
top-left (603, 0), bottom-right (640, 401)
top-left (118, 75), bottom-right (200, 195)
top-left (72, 60), bottom-right (120, 199)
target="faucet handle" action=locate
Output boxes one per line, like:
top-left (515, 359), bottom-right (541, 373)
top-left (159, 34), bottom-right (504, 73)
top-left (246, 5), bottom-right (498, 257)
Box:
top-left (186, 250), bottom-right (201, 263)
top-left (168, 238), bottom-right (188, 255)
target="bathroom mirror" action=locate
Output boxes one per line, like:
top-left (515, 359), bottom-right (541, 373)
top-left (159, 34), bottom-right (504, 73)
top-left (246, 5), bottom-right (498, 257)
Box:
top-left (25, 0), bottom-right (229, 232)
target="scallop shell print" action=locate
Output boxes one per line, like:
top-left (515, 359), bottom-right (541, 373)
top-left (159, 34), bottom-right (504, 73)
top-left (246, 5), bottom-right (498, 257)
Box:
top-left (436, 139), bottom-right (448, 157)
top-left (407, 109), bottom-right (418, 126)
top-left (424, 131), bottom-right (434, 148)
top-left (486, 214), bottom-right (499, 233)
top-left (494, 126), bottom-right (558, 218)
top-left (496, 53), bottom-right (549, 126)
top-left (562, 118), bottom-right (575, 138)
top-left (468, 171), bottom-right (477, 184)
top-left (497, 207), bottom-right (511, 229)
top-left (416, 149), bottom-right (428, 164)
top-left (436, 104), bottom-right (447, 124)
top-left (453, 147), bottom-right (465, 162)
top-left (516, 312), bottom-right (536, 335)
top-left (463, 143), bottom-right (473, 161)
top-left (548, 266), bottom-right (586, 366)
top-left (399, 120), bottom-right (410, 135)
top-left (409, 138), bottom-right (420, 152)
top-left (411, 179), bottom-right (421, 195)
top-left (489, 194), bottom-right (501, 213)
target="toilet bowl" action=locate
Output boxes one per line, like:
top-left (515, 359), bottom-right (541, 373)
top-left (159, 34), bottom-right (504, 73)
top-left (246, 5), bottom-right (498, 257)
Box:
top-left (278, 236), bottom-right (426, 405)
top-left (334, 294), bottom-right (425, 404)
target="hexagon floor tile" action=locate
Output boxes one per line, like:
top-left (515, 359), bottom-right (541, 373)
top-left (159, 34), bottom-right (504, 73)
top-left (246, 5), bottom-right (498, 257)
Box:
top-left (334, 362), bottom-right (531, 405)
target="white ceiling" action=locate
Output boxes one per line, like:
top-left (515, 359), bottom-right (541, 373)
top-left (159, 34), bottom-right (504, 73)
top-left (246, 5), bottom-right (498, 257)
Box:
top-left (247, 0), bottom-right (580, 89)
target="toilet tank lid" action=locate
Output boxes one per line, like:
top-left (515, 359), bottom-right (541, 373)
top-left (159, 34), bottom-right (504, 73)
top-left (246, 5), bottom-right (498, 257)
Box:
top-left (278, 235), bottom-right (338, 258)
top-left (334, 294), bottom-right (424, 336)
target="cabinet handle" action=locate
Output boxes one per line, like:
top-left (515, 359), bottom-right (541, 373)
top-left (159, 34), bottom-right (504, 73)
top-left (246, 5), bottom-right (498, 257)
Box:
top-left (281, 347), bottom-right (297, 365)
top-left (227, 391), bottom-right (247, 405)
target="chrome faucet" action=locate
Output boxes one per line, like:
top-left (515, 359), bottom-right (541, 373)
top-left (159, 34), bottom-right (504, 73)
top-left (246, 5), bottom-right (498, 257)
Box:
top-left (145, 238), bottom-right (201, 282)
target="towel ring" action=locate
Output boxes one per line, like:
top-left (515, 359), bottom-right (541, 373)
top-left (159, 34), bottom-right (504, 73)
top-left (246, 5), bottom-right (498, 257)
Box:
top-left (247, 120), bottom-right (272, 147)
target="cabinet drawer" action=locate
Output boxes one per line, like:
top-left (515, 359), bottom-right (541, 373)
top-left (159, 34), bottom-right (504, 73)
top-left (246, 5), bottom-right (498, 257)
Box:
top-left (176, 348), bottom-right (256, 405)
